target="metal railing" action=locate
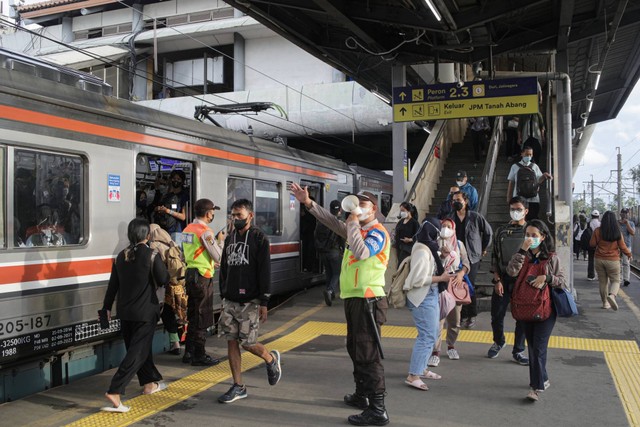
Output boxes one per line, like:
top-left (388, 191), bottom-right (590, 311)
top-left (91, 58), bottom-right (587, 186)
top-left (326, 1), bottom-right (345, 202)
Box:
top-left (404, 120), bottom-right (446, 203)
top-left (478, 117), bottom-right (504, 217)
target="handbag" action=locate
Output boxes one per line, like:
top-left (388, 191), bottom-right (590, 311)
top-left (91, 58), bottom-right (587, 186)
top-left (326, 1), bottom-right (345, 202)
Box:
top-left (447, 276), bottom-right (471, 305)
top-left (439, 289), bottom-right (456, 320)
top-left (551, 287), bottom-right (578, 317)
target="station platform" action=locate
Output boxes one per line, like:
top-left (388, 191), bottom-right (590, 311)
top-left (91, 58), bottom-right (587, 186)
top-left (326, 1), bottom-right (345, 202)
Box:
top-left (1, 259), bottom-right (640, 427)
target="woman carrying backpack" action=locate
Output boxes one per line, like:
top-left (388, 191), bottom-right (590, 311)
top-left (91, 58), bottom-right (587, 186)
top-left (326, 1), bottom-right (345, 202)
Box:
top-left (507, 219), bottom-right (566, 402)
top-left (589, 211), bottom-right (632, 310)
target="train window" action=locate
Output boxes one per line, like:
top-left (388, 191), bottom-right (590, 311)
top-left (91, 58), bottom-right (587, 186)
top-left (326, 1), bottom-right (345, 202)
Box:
top-left (136, 154), bottom-right (193, 236)
top-left (255, 181), bottom-right (281, 235)
top-left (14, 149), bottom-right (84, 247)
top-left (227, 177), bottom-right (253, 209)
top-left (0, 147), bottom-right (4, 248)
top-left (337, 191), bottom-right (350, 203)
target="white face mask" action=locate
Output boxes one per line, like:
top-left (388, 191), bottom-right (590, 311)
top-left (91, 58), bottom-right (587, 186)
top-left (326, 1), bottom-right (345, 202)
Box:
top-left (399, 211), bottom-right (408, 219)
top-left (522, 156), bottom-right (532, 165)
top-left (357, 207), bottom-right (371, 222)
top-left (456, 180), bottom-right (465, 187)
top-left (510, 209), bottom-right (526, 221)
top-left (440, 227), bottom-right (454, 238)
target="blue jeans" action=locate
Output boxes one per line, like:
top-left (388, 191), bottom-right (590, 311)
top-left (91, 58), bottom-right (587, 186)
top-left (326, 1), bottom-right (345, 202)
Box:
top-left (407, 286), bottom-right (439, 376)
top-left (319, 250), bottom-right (341, 293)
top-left (523, 312), bottom-right (556, 390)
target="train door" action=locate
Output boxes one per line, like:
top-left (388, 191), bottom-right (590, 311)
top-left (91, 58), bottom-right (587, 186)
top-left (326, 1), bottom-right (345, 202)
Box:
top-left (135, 154), bottom-right (194, 241)
top-left (300, 180), bottom-right (323, 273)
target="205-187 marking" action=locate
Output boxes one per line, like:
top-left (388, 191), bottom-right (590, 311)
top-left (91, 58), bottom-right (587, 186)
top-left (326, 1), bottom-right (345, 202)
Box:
top-left (0, 315), bottom-right (51, 336)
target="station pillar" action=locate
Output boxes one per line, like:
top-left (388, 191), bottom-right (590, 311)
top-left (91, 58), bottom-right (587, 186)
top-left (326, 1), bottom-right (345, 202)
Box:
top-left (392, 65), bottom-right (407, 203)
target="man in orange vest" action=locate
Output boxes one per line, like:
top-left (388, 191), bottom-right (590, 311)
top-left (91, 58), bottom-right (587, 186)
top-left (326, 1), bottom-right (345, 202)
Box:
top-left (182, 198), bottom-right (225, 366)
top-left (291, 183), bottom-right (390, 426)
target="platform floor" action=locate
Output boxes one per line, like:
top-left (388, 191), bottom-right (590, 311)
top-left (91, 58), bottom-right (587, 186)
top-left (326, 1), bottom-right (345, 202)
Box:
top-left (2, 259), bottom-right (640, 427)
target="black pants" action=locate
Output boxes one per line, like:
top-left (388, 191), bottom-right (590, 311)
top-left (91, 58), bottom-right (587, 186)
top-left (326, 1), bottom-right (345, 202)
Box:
top-left (461, 261), bottom-right (481, 319)
top-left (471, 130), bottom-right (486, 161)
top-left (344, 297), bottom-right (387, 395)
top-left (108, 319), bottom-right (162, 395)
top-left (587, 249), bottom-right (596, 279)
top-left (490, 278), bottom-right (525, 354)
top-left (320, 250), bottom-right (342, 294)
top-left (523, 313), bottom-right (556, 390)
top-left (160, 304), bottom-right (178, 335)
top-left (185, 269), bottom-right (214, 357)
top-left (505, 129), bottom-right (518, 159)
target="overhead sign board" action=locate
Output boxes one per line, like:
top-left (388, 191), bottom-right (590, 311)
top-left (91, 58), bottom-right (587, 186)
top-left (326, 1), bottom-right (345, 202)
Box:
top-left (392, 77), bottom-right (539, 122)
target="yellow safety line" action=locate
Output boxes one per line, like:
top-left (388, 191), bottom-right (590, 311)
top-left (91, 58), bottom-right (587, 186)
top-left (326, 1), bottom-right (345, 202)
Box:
top-left (66, 321), bottom-right (640, 427)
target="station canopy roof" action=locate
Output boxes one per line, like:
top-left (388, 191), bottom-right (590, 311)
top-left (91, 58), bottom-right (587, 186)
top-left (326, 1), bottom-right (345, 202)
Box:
top-left (223, 0), bottom-right (640, 130)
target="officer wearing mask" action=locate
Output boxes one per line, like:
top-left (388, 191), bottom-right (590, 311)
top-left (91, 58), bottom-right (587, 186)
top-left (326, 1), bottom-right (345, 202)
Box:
top-left (291, 183), bottom-right (390, 426)
top-left (455, 170), bottom-right (478, 211)
top-left (181, 198), bottom-right (225, 366)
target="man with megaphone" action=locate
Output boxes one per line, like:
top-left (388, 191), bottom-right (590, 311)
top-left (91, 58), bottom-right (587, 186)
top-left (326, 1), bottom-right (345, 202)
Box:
top-left (290, 183), bottom-right (390, 426)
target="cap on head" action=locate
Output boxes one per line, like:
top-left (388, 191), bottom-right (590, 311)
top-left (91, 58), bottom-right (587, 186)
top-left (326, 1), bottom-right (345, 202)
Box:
top-left (456, 170), bottom-right (467, 179)
top-left (194, 198), bottom-right (220, 217)
top-left (591, 209), bottom-right (600, 217)
top-left (329, 200), bottom-right (341, 214)
top-left (621, 208), bottom-right (629, 214)
top-left (356, 191), bottom-right (378, 207)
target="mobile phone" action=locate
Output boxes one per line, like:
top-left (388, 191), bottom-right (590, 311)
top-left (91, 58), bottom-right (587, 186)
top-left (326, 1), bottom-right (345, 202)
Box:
top-left (98, 309), bottom-right (110, 329)
top-left (526, 275), bottom-right (537, 283)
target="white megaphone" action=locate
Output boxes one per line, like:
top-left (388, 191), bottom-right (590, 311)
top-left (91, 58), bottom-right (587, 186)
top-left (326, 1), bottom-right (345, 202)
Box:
top-left (341, 195), bottom-right (362, 215)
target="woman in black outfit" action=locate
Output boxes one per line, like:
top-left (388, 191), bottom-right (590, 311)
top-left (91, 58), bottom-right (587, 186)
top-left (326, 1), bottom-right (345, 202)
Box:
top-left (101, 218), bottom-right (170, 412)
top-left (395, 202), bottom-right (420, 266)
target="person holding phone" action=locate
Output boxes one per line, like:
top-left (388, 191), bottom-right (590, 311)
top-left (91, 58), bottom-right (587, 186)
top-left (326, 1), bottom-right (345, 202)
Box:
top-left (506, 219), bottom-right (566, 402)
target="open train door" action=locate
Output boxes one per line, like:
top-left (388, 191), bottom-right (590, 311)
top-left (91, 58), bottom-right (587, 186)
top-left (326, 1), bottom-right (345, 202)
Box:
top-left (299, 180), bottom-right (323, 273)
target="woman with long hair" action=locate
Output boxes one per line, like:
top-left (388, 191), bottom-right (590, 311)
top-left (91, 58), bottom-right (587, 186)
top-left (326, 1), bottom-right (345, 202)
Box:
top-left (100, 218), bottom-right (170, 412)
top-left (507, 219), bottom-right (566, 401)
top-left (394, 202), bottom-right (420, 266)
top-left (590, 211), bottom-right (632, 310)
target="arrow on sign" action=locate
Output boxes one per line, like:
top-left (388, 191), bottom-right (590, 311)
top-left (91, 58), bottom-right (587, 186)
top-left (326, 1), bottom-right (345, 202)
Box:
top-left (399, 107), bottom-right (407, 116)
top-left (399, 92), bottom-right (407, 101)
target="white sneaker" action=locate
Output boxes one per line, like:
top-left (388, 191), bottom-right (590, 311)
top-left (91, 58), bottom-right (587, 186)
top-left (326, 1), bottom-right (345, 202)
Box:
top-left (427, 354), bottom-right (440, 367)
top-left (447, 348), bottom-right (460, 360)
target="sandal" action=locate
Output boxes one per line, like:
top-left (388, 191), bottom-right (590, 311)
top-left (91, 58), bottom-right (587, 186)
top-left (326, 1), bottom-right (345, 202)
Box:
top-left (420, 370), bottom-right (442, 380)
top-left (143, 381), bottom-right (167, 395)
top-left (405, 378), bottom-right (429, 391)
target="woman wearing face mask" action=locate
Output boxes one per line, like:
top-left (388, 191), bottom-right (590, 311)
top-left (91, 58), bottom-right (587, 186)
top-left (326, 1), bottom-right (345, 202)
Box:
top-left (154, 170), bottom-right (190, 235)
top-left (403, 217), bottom-right (452, 390)
top-left (429, 218), bottom-right (470, 365)
top-left (136, 190), bottom-right (150, 221)
top-left (394, 202), bottom-right (420, 267)
top-left (506, 219), bottom-right (566, 401)
top-left (589, 211), bottom-right (632, 310)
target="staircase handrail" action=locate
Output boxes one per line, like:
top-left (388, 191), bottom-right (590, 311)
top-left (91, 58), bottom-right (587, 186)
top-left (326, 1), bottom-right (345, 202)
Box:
top-left (478, 117), bottom-right (504, 217)
top-left (405, 120), bottom-right (446, 202)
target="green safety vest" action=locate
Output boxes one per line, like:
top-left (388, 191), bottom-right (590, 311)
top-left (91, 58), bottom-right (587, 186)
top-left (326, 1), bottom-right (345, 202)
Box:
top-left (182, 223), bottom-right (214, 278)
top-left (339, 223), bottom-right (389, 299)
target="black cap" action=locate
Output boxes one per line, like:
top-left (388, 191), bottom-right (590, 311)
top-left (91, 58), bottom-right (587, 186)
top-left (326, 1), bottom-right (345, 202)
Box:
top-left (194, 198), bottom-right (220, 217)
top-left (621, 208), bottom-right (629, 213)
top-left (330, 200), bottom-right (341, 214)
top-left (456, 170), bottom-right (467, 179)
top-left (356, 191), bottom-right (378, 207)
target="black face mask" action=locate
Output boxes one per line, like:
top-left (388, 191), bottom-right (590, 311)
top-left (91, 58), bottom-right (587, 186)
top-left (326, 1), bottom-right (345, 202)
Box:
top-left (234, 218), bottom-right (248, 230)
top-left (171, 180), bottom-right (182, 188)
top-left (453, 201), bottom-right (464, 211)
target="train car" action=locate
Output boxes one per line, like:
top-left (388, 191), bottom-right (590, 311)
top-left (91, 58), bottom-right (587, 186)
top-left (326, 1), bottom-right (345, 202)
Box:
top-left (0, 48), bottom-right (390, 400)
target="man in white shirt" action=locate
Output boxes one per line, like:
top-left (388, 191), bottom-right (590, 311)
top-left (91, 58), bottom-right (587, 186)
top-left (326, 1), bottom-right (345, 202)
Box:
top-left (506, 146), bottom-right (552, 220)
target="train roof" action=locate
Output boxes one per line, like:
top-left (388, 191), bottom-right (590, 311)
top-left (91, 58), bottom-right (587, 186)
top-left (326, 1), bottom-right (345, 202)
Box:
top-left (0, 48), bottom-right (353, 178)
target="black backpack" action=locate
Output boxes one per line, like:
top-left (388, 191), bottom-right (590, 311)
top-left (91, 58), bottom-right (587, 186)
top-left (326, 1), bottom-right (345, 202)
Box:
top-left (495, 224), bottom-right (526, 271)
top-left (314, 222), bottom-right (344, 253)
top-left (580, 226), bottom-right (593, 251)
top-left (516, 163), bottom-right (539, 198)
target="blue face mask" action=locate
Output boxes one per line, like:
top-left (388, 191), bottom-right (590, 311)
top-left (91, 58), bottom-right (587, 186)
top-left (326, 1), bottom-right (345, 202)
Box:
top-left (529, 237), bottom-right (542, 249)
top-left (522, 156), bottom-right (532, 164)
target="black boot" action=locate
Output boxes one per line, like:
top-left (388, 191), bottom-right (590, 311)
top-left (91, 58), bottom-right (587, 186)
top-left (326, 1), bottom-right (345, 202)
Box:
top-left (344, 392), bottom-right (369, 410)
top-left (347, 393), bottom-right (389, 426)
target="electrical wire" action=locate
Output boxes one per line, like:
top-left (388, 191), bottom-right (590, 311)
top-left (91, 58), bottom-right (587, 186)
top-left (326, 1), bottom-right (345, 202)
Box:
top-left (345, 30), bottom-right (425, 57)
top-left (0, 16), bottom-right (362, 149)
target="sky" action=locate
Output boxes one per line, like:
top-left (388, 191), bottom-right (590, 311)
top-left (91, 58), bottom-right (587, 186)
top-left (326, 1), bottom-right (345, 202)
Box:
top-left (573, 82), bottom-right (640, 206)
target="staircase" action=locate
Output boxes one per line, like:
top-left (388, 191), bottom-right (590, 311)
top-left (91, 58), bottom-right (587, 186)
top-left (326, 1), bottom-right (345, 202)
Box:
top-left (428, 129), bottom-right (514, 312)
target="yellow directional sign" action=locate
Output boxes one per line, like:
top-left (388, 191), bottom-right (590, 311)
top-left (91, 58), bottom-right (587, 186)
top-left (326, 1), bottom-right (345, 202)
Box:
top-left (392, 78), bottom-right (539, 122)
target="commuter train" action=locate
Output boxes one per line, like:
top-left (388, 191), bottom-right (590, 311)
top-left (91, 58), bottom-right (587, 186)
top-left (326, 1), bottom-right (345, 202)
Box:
top-left (0, 48), bottom-right (391, 389)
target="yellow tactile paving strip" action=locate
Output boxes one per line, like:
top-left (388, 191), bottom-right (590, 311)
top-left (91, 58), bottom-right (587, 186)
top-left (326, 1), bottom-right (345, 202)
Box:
top-left (67, 321), bottom-right (640, 427)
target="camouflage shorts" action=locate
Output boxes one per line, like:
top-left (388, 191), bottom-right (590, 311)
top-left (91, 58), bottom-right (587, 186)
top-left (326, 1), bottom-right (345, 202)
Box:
top-left (220, 299), bottom-right (261, 346)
